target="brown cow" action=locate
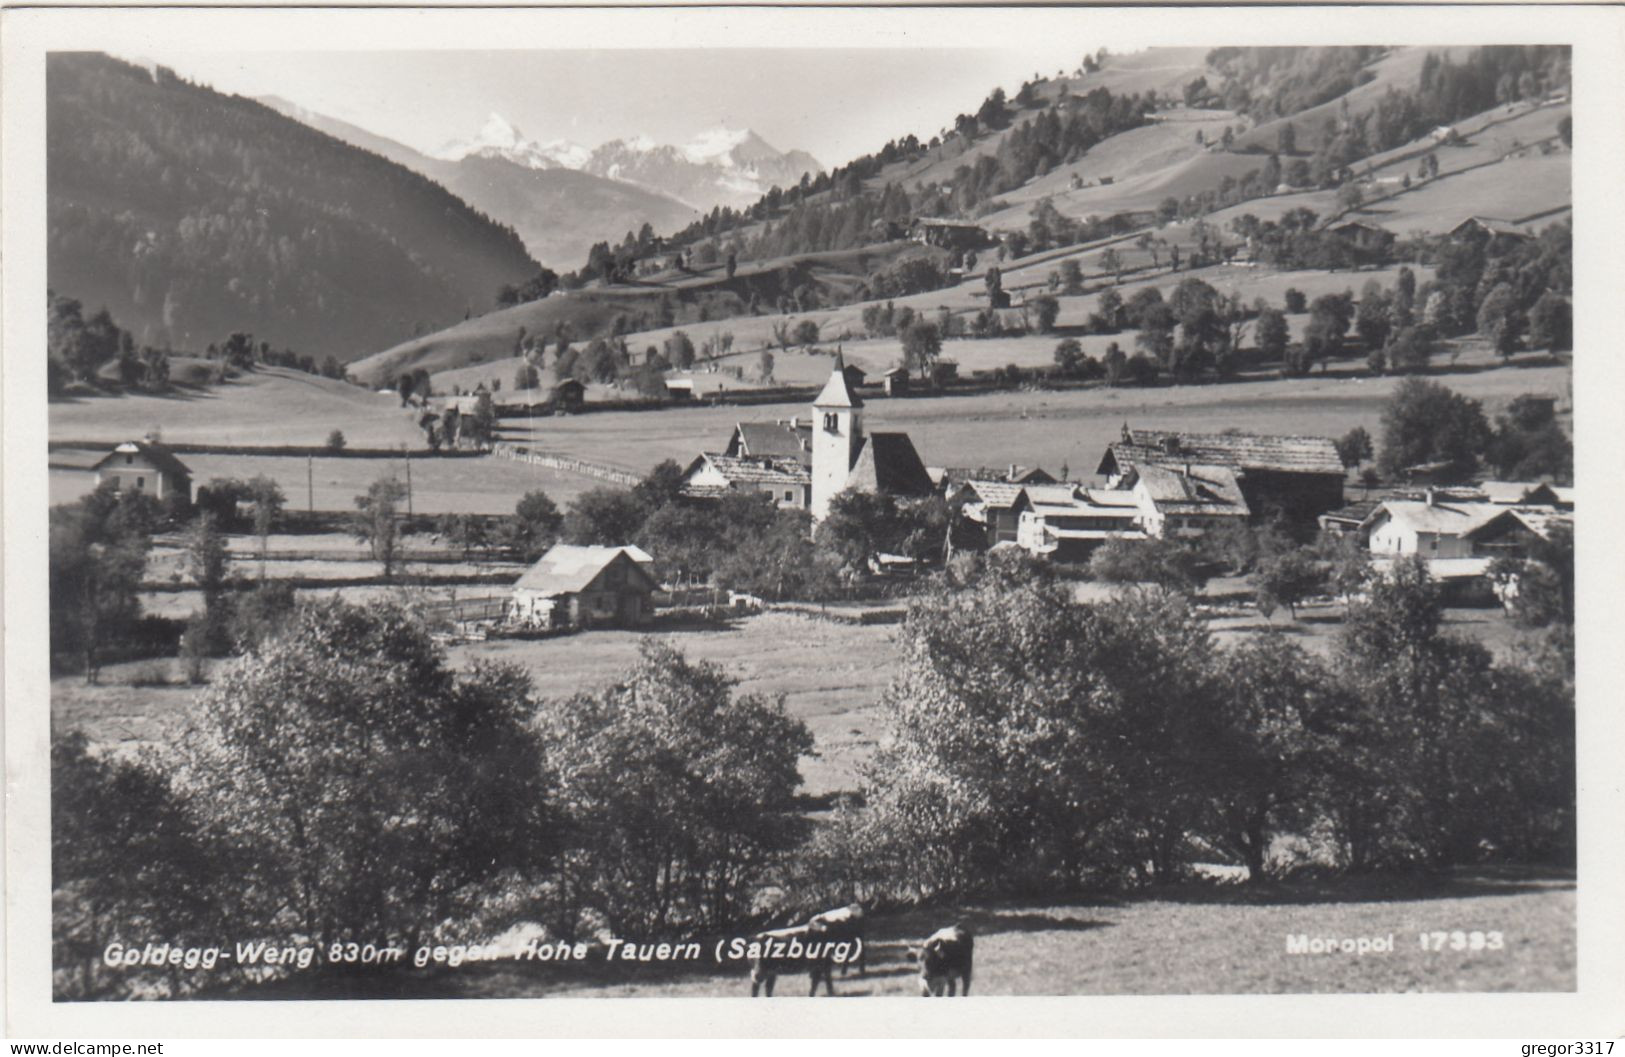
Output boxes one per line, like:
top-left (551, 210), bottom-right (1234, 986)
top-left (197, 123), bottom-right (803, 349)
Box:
top-left (805, 903), bottom-right (866, 976)
top-left (918, 925), bottom-right (974, 996)
top-left (748, 924), bottom-right (836, 997)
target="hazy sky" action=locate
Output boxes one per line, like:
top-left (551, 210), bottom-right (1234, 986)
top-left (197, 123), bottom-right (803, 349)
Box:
top-left (127, 46), bottom-right (1097, 168)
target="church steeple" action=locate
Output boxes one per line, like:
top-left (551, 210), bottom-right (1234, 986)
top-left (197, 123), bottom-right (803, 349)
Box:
top-left (811, 356), bottom-right (864, 520)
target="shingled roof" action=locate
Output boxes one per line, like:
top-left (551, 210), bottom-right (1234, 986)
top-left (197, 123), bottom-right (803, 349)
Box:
top-left (1134, 463), bottom-right (1250, 518)
top-left (514, 545), bottom-right (658, 597)
top-left (687, 452), bottom-right (811, 487)
top-left (847, 433), bottom-right (933, 497)
top-left (93, 440), bottom-right (193, 480)
top-left (1098, 427), bottom-right (1344, 477)
top-left (729, 421), bottom-right (812, 462)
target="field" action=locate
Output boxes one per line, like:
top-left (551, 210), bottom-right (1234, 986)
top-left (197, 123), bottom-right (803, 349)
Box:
top-left (495, 357), bottom-right (1570, 478)
top-left (48, 366), bottom-right (420, 448)
top-left (52, 450), bottom-right (600, 513)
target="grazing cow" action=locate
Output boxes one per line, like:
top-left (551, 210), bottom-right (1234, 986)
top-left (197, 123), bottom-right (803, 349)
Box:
top-left (748, 924), bottom-right (836, 997)
top-left (918, 925), bottom-right (974, 996)
top-left (806, 903), bottom-right (866, 976)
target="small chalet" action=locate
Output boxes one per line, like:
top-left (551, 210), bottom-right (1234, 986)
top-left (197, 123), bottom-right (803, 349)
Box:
top-left (1448, 216), bottom-right (1535, 254)
top-left (1360, 493), bottom-right (1503, 558)
top-left (948, 480), bottom-right (1031, 547)
top-left (1327, 219), bottom-right (1395, 255)
top-left (1466, 506), bottom-right (1572, 560)
top-left (511, 544), bottom-right (658, 630)
top-left (550, 378), bottom-right (586, 413)
top-left (93, 441), bottom-right (192, 502)
top-left (882, 366), bottom-right (910, 397)
top-left (911, 218), bottom-right (989, 251)
top-left (1130, 463), bottom-right (1250, 539)
top-left (1097, 426), bottom-right (1345, 525)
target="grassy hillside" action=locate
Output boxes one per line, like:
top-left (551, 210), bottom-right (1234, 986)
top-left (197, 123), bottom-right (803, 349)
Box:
top-left (48, 53), bottom-right (538, 360)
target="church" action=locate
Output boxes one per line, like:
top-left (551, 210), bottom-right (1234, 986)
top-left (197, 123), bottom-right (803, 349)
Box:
top-left (681, 358), bottom-right (933, 520)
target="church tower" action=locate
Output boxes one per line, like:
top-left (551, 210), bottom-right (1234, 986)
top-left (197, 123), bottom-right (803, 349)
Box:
top-left (810, 357), bottom-right (863, 520)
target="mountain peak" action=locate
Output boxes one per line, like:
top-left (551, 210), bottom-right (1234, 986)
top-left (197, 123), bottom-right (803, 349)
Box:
top-left (434, 114), bottom-right (588, 171)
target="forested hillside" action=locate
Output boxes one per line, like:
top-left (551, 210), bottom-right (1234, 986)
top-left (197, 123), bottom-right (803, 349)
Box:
top-left (48, 53), bottom-right (539, 360)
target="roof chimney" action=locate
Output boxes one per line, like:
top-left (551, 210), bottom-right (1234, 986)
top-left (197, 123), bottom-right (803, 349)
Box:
top-left (1425, 487), bottom-right (1437, 507)
top-left (1009, 463), bottom-right (1018, 481)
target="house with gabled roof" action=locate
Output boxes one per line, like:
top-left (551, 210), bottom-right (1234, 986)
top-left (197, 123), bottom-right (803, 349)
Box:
top-left (1096, 425), bottom-right (1344, 525)
top-left (947, 479), bottom-right (1032, 546)
top-left (1360, 492), bottom-right (1504, 559)
top-left (680, 452), bottom-right (811, 509)
top-left (1129, 463), bottom-right (1251, 539)
top-left (1016, 487), bottom-right (1145, 561)
top-left (724, 420), bottom-right (812, 465)
top-left (1448, 216), bottom-right (1536, 254)
top-left (510, 544), bottom-right (658, 630)
top-left (93, 440), bottom-right (193, 502)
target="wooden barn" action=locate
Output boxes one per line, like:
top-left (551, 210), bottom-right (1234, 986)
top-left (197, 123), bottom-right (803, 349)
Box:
top-left (510, 544), bottom-right (658, 630)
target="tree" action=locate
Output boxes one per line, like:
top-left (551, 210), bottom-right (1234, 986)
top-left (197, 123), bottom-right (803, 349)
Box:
top-left (901, 321), bottom-right (943, 380)
top-left (1283, 288), bottom-right (1307, 314)
top-left (1060, 259), bottom-right (1085, 295)
top-left (465, 391), bottom-right (498, 450)
top-left (49, 486), bottom-right (156, 682)
top-left (1487, 394), bottom-right (1572, 483)
top-left (793, 320), bottom-right (821, 347)
top-left (1377, 377), bottom-right (1492, 482)
top-left (1476, 283), bottom-right (1524, 359)
top-left (1032, 294), bottom-right (1060, 334)
top-left (1087, 536), bottom-right (1207, 595)
top-left (665, 330), bottom-right (697, 369)
top-left (1335, 426), bottom-right (1374, 469)
top-left (514, 363), bottom-right (540, 391)
top-left (1208, 637), bottom-right (1334, 881)
top-left (1385, 325), bottom-right (1435, 373)
top-left (1103, 342), bottom-right (1127, 387)
top-left (1053, 338), bottom-right (1087, 376)
top-left (352, 477), bottom-right (409, 578)
top-left (1526, 291), bottom-right (1572, 354)
top-left (1336, 182), bottom-right (1365, 211)
top-left (247, 476), bottom-right (285, 574)
top-left (507, 489), bottom-right (564, 561)
top-left (1100, 248), bottom-right (1124, 284)
top-left (325, 429), bottom-right (347, 453)
top-left (1278, 122), bottom-right (1297, 154)
top-left (178, 600), bottom-right (555, 948)
top-left (542, 641), bottom-right (812, 936)
top-left (1252, 547), bottom-right (1325, 619)
top-left (1256, 307), bottom-right (1289, 365)
top-left (815, 490), bottom-right (905, 573)
top-left (563, 488), bottom-right (647, 546)
top-left (52, 733), bottom-right (219, 999)
top-left (758, 349), bottom-right (775, 383)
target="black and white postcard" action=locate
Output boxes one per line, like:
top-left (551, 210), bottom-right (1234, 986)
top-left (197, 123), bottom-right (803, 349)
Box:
top-left (4, 2), bottom-right (1623, 1040)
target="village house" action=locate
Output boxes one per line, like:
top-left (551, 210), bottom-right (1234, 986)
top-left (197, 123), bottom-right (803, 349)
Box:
top-left (1096, 426), bottom-right (1345, 526)
top-left (723, 419), bottom-right (812, 464)
top-left (911, 217), bottom-right (990, 251)
top-left (680, 452), bottom-right (811, 509)
top-left (93, 440), bottom-right (193, 502)
top-left (947, 479), bottom-right (1031, 547)
top-left (1129, 463), bottom-right (1251, 539)
top-left (1015, 486), bottom-right (1145, 562)
top-left (550, 378), bottom-right (587, 414)
top-left (1448, 215), bottom-right (1536, 255)
top-left (510, 544), bottom-right (658, 631)
top-left (882, 366), bottom-right (910, 397)
top-left (1327, 219), bottom-right (1395, 256)
top-left (1361, 492), bottom-right (1502, 559)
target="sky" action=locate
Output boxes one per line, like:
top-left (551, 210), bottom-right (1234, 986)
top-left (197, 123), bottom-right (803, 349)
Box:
top-left (124, 46), bottom-right (1100, 169)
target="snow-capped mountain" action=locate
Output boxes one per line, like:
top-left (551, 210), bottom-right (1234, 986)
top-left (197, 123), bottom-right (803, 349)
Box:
top-left (427, 114), bottom-right (820, 210)
top-left (431, 113), bottom-right (591, 171)
top-left (584, 126), bottom-right (822, 211)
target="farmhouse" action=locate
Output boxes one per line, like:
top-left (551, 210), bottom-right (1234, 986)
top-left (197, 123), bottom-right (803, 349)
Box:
top-left (911, 217), bottom-right (989, 250)
top-left (1448, 216), bottom-right (1536, 254)
top-left (948, 479), bottom-right (1031, 547)
top-left (1129, 463), bottom-right (1251, 539)
top-left (681, 452), bottom-right (811, 509)
top-left (1016, 487), bottom-right (1145, 562)
top-left (551, 378), bottom-right (586, 413)
top-left (1327, 219), bottom-right (1395, 255)
top-left (882, 366), bottom-right (910, 397)
top-left (93, 440), bottom-right (192, 502)
top-left (1360, 493), bottom-right (1503, 558)
top-left (510, 544), bottom-right (658, 630)
top-left (1466, 506), bottom-right (1573, 559)
top-left (1096, 426), bottom-right (1345, 525)
top-left (723, 419), bottom-right (812, 464)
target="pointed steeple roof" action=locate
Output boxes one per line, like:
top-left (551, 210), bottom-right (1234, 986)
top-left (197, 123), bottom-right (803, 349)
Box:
top-left (813, 353), bottom-right (863, 409)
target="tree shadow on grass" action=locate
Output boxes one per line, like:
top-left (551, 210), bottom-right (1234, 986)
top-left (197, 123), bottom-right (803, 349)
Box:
top-left (1139, 866), bottom-right (1575, 907)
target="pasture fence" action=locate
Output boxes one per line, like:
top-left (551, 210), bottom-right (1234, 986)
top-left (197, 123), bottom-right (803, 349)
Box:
top-left (490, 443), bottom-right (642, 486)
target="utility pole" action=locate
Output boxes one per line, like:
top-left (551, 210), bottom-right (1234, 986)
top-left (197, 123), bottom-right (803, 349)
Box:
top-left (306, 454), bottom-right (314, 514)
top-left (405, 446), bottom-right (414, 519)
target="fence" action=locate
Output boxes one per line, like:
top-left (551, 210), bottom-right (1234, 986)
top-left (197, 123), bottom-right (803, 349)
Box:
top-left (490, 443), bottom-right (642, 486)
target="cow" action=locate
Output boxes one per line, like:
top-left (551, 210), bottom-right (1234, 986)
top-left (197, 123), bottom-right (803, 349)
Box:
top-left (805, 903), bottom-right (866, 976)
top-left (917, 925), bottom-right (974, 996)
top-left (748, 924), bottom-right (836, 997)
